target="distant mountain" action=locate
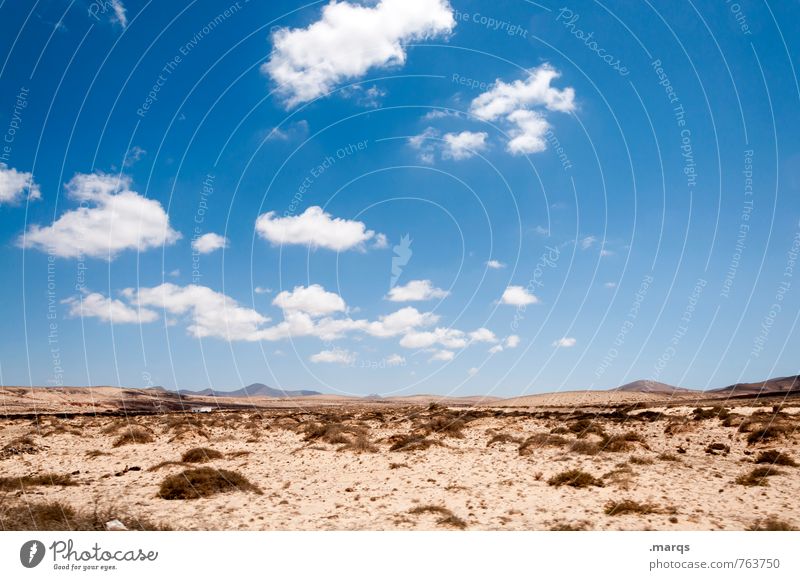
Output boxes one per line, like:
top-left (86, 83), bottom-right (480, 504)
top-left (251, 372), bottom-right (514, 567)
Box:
top-left (613, 380), bottom-right (696, 394)
top-left (180, 383), bottom-right (321, 398)
top-left (711, 375), bottom-right (800, 396)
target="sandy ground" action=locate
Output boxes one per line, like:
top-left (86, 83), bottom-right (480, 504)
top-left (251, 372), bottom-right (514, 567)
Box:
top-left (2, 396), bottom-right (799, 531)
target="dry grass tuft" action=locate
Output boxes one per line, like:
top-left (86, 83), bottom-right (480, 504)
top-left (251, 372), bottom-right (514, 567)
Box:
top-left (486, 432), bottom-right (523, 447)
top-left (0, 500), bottom-right (170, 530)
top-left (0, 435), bottom-right (40, 459)
top-left (85, 449), bottom-right (111, 459)
top-left (735, 466), bottom-right (782, 487)
top-left (604, 499), bottom-right (658, 516)
top-left (755, 450), bottom-right (797, 467)
top-left (158, 467), bottom-right (262, 499)
top-left (547, 469), bottom-right (603, 488)
top-left (408, 505), bottom-right (466, 529)
top-left (181, 447), bottom-right (223, 463)
top-left (657, 452), bottom-right (680, 462)
top-left (568, 440), bottom-right (601, 455)
top-left (388, 434), bottom-right (443, 452)
top-left (747, 517), bottom-right (796, 531)
top-left (600, 431), bottom-right (646, 453)
top-left (338, 435), bottom-right (378, 453)
top-left (519, 433), bottom-right (569, 456)
top-left (0, 473), bottom-right (76, 491)
top-left (113, 426), bottom-right (154, 447)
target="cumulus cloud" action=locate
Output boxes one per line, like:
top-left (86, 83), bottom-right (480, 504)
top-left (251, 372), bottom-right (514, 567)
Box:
top-left (192, 232), bottom-right (228, 254)
top-left (500, 285), bottom-right (538, 306)
top-left (399, 327), bottom-right (466, 349)
top-left (385, 353), bottom-right (406, 366)
top-left (310, 348), bottom-right (356, 365)
top-left (111, 0), bottom-right (128, 28)
top-left (553, 337), bottom-right (576, 348)
top-left (429, 349), bottom-right (455, 362)
top-left (21, 172), bottom-right (180, 259)
top-left (441, 131), bottom-right (488, 160)
top-left (386, 279), bottom-right (449, 302)
top-left (273, 284), bottom-right (346, 317)
top-left (470, 64), bottom-right (575, 155)
top-left (488, 344), bottom-right (503, 354)
top-left (255, 206), bottom-right (380, 251)
top-left (469, 328), bottom-right (497, 343)
top-left (0, 163), bottom-right (41, 204)
top-left (263, 0), bottom-right (455, 107)
top-left (365, 306), bottom-right (438, 338)
top-left (486, 259), bottom-right (505, 269)
top-left (505, 334), bottom-right (520, 348)
top-left (580, 235), bottom-right (597, 250)
top-left (63, 291), bottom-right (157, 323)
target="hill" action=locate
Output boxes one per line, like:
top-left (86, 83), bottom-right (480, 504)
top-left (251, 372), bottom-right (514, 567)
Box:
top-left (179, 382), bottom-right (322, 398)
top-left (711, 375), bottom-right (800, 396)
top-left (613, 380), bottom-right (696, 394)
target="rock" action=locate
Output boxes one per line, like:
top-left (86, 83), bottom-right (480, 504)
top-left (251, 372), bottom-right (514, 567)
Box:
top-left (105, 519), bottom-right (128, 531)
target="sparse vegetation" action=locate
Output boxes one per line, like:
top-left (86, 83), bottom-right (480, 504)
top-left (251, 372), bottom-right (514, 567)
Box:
top-left (112, 426), bottom-right (154, 447)
top-left (487, 432), bottom-right (522, 446)
top-left (755, 450), bottom-right (797, 467)
top-left (0, 435), bottom-right (39, 459)
top-left (657, 452), bottom-right (680, 462)
top-left (0, 473), bottom-right (76, 491)
top-left (600, 431), bottom-right (645, 453)
top-left (181, 447), bottom-right (223, 463)
top-left (747, 517), bottom-right (796, 531)
top-left (389, 434), bottom-right (443, 452)
top-left (408, 505), bottom-right (466, 529)
top-left (547, 469), bottom-right (603, 488)
top-left (158, 467), bottom-right (262, 499)
top-left (0, 501), bottom-right (171, 531)
top-left (735, 466), bottom-right (782, 487)
top-left (338, 435), bottom-right (378, 453)
top-left (605, 499), bottom-right (658, 516)
top-left (519, 433), bottom-right (568, 456)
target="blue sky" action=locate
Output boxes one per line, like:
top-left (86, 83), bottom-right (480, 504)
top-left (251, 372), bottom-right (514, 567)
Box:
top-left (0, 0), bottom-right (798, 396)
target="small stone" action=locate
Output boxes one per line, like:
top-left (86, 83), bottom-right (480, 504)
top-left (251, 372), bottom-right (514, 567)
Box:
top-left (105, 519), bottom-right (128, 531)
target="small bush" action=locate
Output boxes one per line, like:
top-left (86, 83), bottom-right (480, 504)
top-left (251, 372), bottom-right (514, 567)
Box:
top-left (735, 466), bottom-right (782, 487)
top-left (568, 419), bottom-right (607, 438)
top-left (519, 433), bottom-right (568, 456)
top-left (601, 431), bottom-right (645, 453)
top-left (0, 473), bottom-right (76, 491)
top-left (0, 501), bottom-right (170, 531)
top-left (747, 517), bottom-right (796, 531)
top-left (158, 467), bottom-right (262, 499)
top-left (338, 436), bottom-right (378, 453)
top-left (747, 425), bottom-right (789, 445)
top-left (550, 521), bottom-right (590, 531)
top-left (569, 440), bottom-right (601, 455)
top-left (181, 447), bottom-right (223, 463)
top-left (705, 443), bottom-right (730, 455)
top-left (389, 434), bottom-right (442, 452)
top-left (755, 450), bottom-right (797, 467)
top-left (487, 433), bottom-right (522, 447)
top-left (408, 505), bottom-right (466, 529)
top-left (629, 455), bottom-right (654, 465)
top-left (547, 469), bottom-right (603, 488)
top-left (605, 500), bottom-right (657, 516)
top-left (0, 435), bottom-right (39, 459)
top-left (423, 415), bottom-right (466, 439)
top-left (692, 407), bottom-right (730, 421)
top-left (113, 426), bottom-right (154, 447)
top-left (657, 452), bottom-right (680, 461)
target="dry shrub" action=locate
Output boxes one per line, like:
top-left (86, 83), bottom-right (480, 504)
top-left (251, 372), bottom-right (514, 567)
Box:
top-left (85, 450), bottom-right (110, 459)
top-left (388, 434), bottom-right (442, 452)
top-left (735, 466), bottom-right (782, 487)
top-left (747, 424), bottom-right (791, 445)
top-left (692, 407), bottom-right (730, 421)
top-left (272, 417), bottom-right (302, 431)
top-left (547, 469), bottom-right (603, 488)
top-left (421, 415), bottom-right (466, 439)
top-left (605, 499), bottom-right (658, 516)
top-left (338, 436), bottom-right (378, 453)
top-left (569, 440), bottom-right (601, 455)
top-left (629, 455), bottom-right (654, 465)
top-left (747, 517), bottom-right (796, 531)
top-left (41, 425), bottom-right (82, 437)
top-left (0, 500), bottom-right (171, 531)
top-left (486, 432), bottom-right (522, 447)
top-left (705, 442), bottom-right (730, 455)
top-left (408, 505), bottom-right (466, 529)
top-left (181, 447), bottom-right (223, 463)
top-left (303, 422), bottom-right (366, 445)
top-left (601, 431), bottom-right (645, 453)
top-left (0, 435), bottom-right (40, 459)
top-left (389, 462), bottom-right (409, 469)
top-left (657, 452), bottom-right (680, 462)
top-left (519, 433), bottom-right (568, 456)
top-left (158, 467), bottom-right (262, 499)
top-left (755, 450), bottom-right (797, 467)
top-left (568, 419), bottom-right (607, 438)
top-left (0, 473), bottom-right (76, 491)
top-left (147, 460), bottom-right (187, 472)
top-left (113, 426), bottom-right (154, 447)
top-left (550, 520), bottom-right (591, 531)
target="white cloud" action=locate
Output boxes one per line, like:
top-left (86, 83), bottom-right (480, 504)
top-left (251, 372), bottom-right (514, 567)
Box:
top-left (372, 233), bottom-right (389, 249)
top-left (123, 145), bottom-right (145, 167)
top-left (604, 282), bottom-right (617, 289)
top-left (400, 327), bottom-right (466, 349)
top-left (254, 286), bottom-right (272, 294)
top-left (386, 279), bottom-right (449, 302)
top-left (192, 232), bottom-right (228, 254)
top-left (553, 337), bottom-right (576, 348)
top-left (127, 283), bottom-right (272, 341)
top-left (273, 284), bottom-right (346, 317)
top-left (112, 0), bottom-right (127, 28)
top-left (534, 225), bottom-right (549, 236)
top-left (486, 259), bottom-right (505, 269)
top-left (500, 285), bottom-right (538, 306)
top-left (429, 349), bottom-right (454, 362)
top-left (469, 328), bottom-right (497, 343)
top-left (600, 248), bottom-right (614, 257)
top-left (441, 131), bottom-right (488, 160)
top-left (488, 344), bottom-right (503, 354)
top-left (580, 235), bottom-right (597, 250)
top-left (366, 306), bottom-right (438, 338)
top-left (468, 367), bottom-right (479, 376)
top-left (263, 0), bottom-right (455, 107)
top-left (0, 163), bottom-right (41, 204)
top-left (21, 172), bottom-right (180, 259)
top-left (63, 292), bottom-right (157, 324)
top-left (385, 353), bottom-right (406, 366)
top-left (505, 335), bottom-right (520, 348)
top-left (470, 64), bottom-right (575, 155)
top-left (255, 206), bottom-right (380, 251)
top-left (310, 348), bottom-right (356, 365)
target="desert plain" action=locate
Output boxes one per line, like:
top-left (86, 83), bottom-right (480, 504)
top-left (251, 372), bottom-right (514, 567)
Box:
top-left (1, 381), bottom-right (799, 531)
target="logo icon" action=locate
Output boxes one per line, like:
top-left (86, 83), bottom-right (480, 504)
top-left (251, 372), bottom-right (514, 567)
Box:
top-left (390, 234), bottom-right (413, 288)
top-left (20, 540), bottom-right (45, 568)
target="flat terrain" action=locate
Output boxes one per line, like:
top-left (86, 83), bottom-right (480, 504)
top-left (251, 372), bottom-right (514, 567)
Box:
top-left (1, 390), bottom-right (799, 531)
